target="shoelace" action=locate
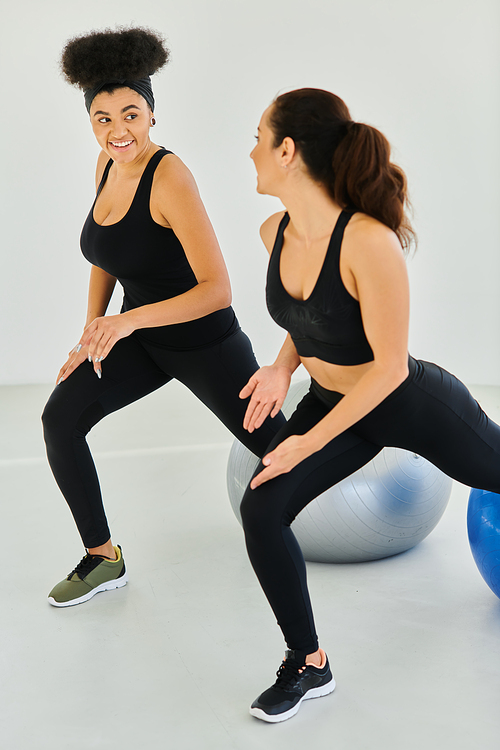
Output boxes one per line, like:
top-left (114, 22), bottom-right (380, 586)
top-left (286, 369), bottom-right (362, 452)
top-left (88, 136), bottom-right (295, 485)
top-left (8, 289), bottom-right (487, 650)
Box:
top-left (67, 553), bottom-right (99, 581)
top-left (274, 658), bottom-right (306, 688)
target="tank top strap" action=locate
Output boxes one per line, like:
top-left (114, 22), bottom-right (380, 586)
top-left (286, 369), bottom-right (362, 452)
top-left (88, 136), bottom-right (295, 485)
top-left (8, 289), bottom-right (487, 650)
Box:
top-left (132, 148), bottom-right (173, 206)
top-left (96, 159), bottom-right (113, 198)
top-left (96, 147), bottom-right (173, 201)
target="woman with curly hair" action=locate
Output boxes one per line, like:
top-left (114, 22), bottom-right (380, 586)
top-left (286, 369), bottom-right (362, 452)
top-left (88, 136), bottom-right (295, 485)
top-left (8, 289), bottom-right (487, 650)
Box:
top-left (238, 89), bottom-right (500, 722)
top-left (42, 27), bottom-right (284, 608)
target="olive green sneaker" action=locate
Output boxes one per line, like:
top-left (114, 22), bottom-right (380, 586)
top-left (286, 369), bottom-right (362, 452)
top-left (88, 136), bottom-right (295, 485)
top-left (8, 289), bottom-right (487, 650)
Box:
top-left (48, 545), bottom-right (127, 607)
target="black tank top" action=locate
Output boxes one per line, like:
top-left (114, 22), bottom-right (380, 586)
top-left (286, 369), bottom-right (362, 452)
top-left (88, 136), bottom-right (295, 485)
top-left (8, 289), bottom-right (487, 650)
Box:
top-left (266, 211), bottom-right (374, 365)
top-left (80, 148), bottom-right (237, 349)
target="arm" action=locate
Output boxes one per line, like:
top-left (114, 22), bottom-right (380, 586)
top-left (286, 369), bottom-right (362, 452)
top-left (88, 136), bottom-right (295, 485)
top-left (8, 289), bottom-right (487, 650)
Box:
top-left (80, 154), bottom-right (232, 367)
top-left (241, 333), bottom-right (301, 432)
top-left (85, 265), bottom-right (117, 326)
top-left (251, 218), bottom-right (410, 488)
top-left (56, 265), bottom-right (117, 383)
top-left (123, 154), bottom-right (232, 327)
top-left (240, 212), bottom-right (300, 430)
top-left (56, 154), bottom-right (117, 383)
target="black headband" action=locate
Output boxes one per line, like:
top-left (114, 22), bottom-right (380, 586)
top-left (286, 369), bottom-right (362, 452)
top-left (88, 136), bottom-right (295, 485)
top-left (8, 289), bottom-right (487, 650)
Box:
top-left (84, 76), bottom-right (155, 113)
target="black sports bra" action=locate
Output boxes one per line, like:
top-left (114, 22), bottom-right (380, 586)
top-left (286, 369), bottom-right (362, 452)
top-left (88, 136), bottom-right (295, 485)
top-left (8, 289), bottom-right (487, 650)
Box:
top-left (266, 211), bottom-right (374, 365)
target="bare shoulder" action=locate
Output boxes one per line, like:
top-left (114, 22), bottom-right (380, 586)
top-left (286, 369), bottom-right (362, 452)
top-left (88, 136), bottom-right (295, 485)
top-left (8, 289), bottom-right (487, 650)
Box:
top-left (260, 211), bottom-right (287, 254)
top-left (95, 150), bottom-right (110, 191)
top-left (150, 151), bottom-right (214, 231)
top-left (344, 213), bottom-right (406, 270)
top-left (153, 151), bottom-right (199, 195)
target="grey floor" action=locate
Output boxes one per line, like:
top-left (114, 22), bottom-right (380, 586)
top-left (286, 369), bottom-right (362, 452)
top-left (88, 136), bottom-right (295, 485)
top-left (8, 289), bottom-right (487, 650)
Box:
top-left (1, 379), bottom-right (500, 750)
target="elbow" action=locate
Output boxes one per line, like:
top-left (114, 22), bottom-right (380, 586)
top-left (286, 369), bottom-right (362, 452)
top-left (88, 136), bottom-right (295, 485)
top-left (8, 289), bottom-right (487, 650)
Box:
top-left (216, 282), bottom-right (232, 309)
top-left (373, 357), bottom-right (409, 391)
top-left (208, 279), bottom-right (232, 311)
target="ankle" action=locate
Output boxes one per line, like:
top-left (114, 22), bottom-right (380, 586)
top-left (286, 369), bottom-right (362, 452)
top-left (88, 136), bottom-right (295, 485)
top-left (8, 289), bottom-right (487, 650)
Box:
top-left (88, 541), bottom-right (117, 561)
top-left (306, 648), bottom-right (326, 668)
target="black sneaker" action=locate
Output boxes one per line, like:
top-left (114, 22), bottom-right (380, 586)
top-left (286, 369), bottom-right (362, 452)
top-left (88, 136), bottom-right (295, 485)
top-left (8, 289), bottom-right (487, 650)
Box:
top-left (250, 648), bottom-right (335, 723)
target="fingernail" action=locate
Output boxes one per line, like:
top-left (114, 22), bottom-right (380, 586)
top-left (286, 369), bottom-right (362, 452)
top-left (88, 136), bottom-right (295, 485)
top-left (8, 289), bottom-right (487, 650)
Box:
top-left (57, 378), bottom-right (63, 385)
top-left (76, 344), bottom-right (82, 353)
top-left (96, 369), bottom-right (101, 379)
top-left (88, 355), bottom-right (92, 363)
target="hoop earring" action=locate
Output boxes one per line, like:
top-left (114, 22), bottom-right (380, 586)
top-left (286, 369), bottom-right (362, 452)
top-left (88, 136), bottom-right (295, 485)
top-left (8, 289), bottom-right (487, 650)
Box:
top-left (150, 117), bottom-right (156, 126)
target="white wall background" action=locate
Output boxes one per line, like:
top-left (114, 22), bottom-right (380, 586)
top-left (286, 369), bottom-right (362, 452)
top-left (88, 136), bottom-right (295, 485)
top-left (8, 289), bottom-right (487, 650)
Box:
top-left (1, 0), bottom-right (499, 386)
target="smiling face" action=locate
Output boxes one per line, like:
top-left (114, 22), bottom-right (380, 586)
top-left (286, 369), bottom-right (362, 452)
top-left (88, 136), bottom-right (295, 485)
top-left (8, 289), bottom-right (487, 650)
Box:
top-left (90, 87), bottom-right (152, 163)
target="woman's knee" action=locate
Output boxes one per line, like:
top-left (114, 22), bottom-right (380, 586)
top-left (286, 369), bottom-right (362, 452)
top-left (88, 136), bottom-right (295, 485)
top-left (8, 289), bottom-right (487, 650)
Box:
top-left (241, 485), bottom-right (268, 531)
top-left (41, 388), bottom-right (99, 445)
top-left (240, 487), bottom-right (258, 532)
top-left (240, 482), bottom-right (285, 542)
top-left (41, 391), bottom-right (66, 444)
top-left (42, 400), bottom-right (79, 456)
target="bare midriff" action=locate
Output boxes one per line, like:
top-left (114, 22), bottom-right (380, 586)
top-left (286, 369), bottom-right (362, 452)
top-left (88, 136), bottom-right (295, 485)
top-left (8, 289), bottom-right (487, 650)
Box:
top-left (299, 356), bottom-right (376, 396)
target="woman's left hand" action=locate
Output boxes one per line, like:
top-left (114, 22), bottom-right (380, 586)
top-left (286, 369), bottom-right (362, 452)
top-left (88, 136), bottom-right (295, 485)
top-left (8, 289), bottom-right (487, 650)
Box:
top-left (250, 435), bottom-right (312, 490)
top-left (78, 314), bottom-right (136, 376)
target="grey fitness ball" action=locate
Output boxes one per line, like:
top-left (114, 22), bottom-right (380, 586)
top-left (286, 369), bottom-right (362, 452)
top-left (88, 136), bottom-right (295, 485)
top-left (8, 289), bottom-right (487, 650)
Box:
top-left (227, 380), bottom-right (452, 563)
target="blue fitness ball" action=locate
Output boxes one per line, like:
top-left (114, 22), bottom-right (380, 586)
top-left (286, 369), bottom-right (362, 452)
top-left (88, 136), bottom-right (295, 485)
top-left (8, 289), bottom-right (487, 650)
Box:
top-left (467, 488), bottom-right (500, 599)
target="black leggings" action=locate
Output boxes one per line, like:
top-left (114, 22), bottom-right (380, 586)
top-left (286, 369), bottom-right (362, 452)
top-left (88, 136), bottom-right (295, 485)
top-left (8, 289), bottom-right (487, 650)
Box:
top-left (240, 357), bottom-right (500, 654)
top-left (42, 328), bottom-right (284, 548)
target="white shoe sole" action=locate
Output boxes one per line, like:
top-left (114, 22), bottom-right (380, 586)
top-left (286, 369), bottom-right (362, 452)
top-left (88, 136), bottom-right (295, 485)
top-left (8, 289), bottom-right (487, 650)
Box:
top-left (249, 676), bottom-right (336, 723)
top-left (47, 572), bottom-right (129, 608)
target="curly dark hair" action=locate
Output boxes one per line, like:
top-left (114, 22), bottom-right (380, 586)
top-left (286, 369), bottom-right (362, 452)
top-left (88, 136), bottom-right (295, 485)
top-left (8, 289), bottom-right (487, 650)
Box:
top-left (61, 27), bottom-right (170, 90)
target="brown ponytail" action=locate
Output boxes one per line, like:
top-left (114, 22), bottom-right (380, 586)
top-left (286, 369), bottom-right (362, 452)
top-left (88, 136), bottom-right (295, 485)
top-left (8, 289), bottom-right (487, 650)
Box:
top-left (269, 89), bottom-right (416, 252)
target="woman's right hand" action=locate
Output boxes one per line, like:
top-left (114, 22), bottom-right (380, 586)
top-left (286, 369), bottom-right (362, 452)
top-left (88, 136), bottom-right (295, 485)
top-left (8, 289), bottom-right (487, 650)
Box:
top-left (240, 365), bottom-right (291, 433)
top-left (56, 344), bottom-right (89, 385)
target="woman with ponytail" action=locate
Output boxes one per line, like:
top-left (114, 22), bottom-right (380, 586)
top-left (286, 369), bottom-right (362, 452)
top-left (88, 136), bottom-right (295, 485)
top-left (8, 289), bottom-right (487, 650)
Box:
top-left (42, 28), bottom-right (285, 609)
top-left (239, 88), bottom-right (500, 722)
